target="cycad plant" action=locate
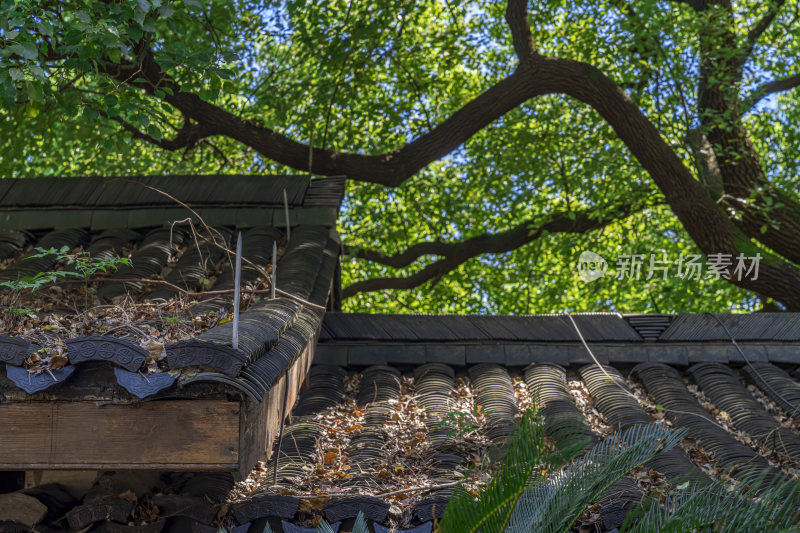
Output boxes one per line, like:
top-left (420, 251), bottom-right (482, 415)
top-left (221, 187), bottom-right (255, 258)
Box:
top-left (259, 511), bottom-right (369, 533)
top-left (623, 476), bottom-right (800, 533)
top-left (435, 406), bottom-right (800, 533)
top-left (436, 406), bottom-right (685, 533)
top-left (505, 424), bottom-right (686, 533)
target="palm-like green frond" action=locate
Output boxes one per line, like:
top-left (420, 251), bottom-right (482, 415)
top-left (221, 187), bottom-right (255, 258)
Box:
top-left (316, 519), bottom-right (336, 533)
top-left (351, 511), bottom-right (369, 533)
top-left (623, 475), bottom-right (800, 533)
top-left (437, 407), bottom-right (585, 533)
top-left (505, 423), bottom-right (687, 533)
top-left (315, 511), bottom-right (369, 533)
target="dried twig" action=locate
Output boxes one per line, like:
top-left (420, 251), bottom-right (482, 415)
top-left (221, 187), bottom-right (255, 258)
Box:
top-left (108, 178), bottom-right (325, 311)
top-left (294, 480), bottom-right (460, 500)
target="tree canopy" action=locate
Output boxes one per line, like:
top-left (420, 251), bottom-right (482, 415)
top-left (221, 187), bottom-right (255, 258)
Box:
top-left (1, 0), bottom-right (799, 313)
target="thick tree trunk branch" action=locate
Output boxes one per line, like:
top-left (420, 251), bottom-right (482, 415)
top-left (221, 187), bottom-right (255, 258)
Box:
top-left (92, 0), bottom-right (800, 308)
top-left (343, 204), bottom-right (634, 298)
top-left (102, 45), bottom-right (534, 186)
top-left (167, 75), bottom-right (534, 187)
top-left (505, 0), bottom-right (537, 63)
top-left (748, 73), bottom-right (800, 108)
top-left (695, 6), bottom-right (800, 267)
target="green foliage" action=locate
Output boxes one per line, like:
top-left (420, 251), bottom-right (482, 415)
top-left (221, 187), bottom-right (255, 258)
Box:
top-left (0, 246), bottom-right (131, 309)
top-left (434, 407), bottom-right (796, 533)
top-left (437, 404), bottom-right (492, 437)
top-left (623, 476), bottom-right (800, 533)
top-left (503, 424), bottom-right (686, 533)
top-left (1, 0), bottom-right (797, 313)
top-left (437, 407), bottom-right (585, 533)
top-left (437, 414), bottom-right (685, 533)
top-left (162, 315), bottom-right (191, 326)
top-left (0, 268), bottom-right (73, 292)
top-left (31, 246), bottom-right (132, 282)
top-left (5, 306), bottom-right (33, 316)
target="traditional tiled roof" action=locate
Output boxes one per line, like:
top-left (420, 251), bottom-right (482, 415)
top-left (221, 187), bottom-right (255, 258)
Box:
top-left (0, 175), bottom-right (345, 400)
top-left (317, 312), bottom-right (800, 366)
top-left (4, 311), bottom-right (800, 531)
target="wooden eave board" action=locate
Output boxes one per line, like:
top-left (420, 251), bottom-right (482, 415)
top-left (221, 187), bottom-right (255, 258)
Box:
top-left (0, 399), bottom-right (239, 470)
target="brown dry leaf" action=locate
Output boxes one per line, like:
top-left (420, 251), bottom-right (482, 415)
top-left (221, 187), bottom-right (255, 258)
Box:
top-left (48, 353), bottom-right (68, 370)
top-left (118, 489), bottom-right (137, 502)
top-left (298, 497), bottom-right (330, 514)
top-left (323, 451), bottom-right (338, 466)
top-left (132, 495), bottom-right (160, 523)
top-left (142, 338), bottom-right (164, 363)
top-left (215, 503), bottom-right (229, 521)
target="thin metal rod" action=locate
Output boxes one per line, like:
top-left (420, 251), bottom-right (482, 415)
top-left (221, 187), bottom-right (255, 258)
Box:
top-left (283, 188), bottom-right (291, 242)
top-left (232, 232), bottom-right (242, 350)
top-left (273, 368), bottom-right (291, 486)
top-left (271, 240), bottom-right (277, 299)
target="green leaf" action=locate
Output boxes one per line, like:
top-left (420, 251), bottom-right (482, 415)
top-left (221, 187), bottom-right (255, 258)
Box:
top-left (36, 21), bottom-right (54, 36)
top-left (146, 124), bottom-right (162, 140)
top-left (103, 94), bottom-right (118, 109)
top-left (20, 43), bottom-right (38, 60)
top-left (28, 65), bottom-right (45, 80)
top-left (25, 81), bottom-right (43, 103)
top-left (82, 106), bottom-right (99, 120)
top-left (158, 5), bottom-right (175, 18)
top-left (8, 68), bottom-right (24, 81)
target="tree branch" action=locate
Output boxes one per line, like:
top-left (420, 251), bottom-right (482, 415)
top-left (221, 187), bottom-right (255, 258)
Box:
top-left (747, 72), bottom-right (800, 108)
top-left (669, 0), bottom-right (708, 12)
top-left (98, 43), bottom-right (535, 186)
top-left (505, 0), bottom-right (537, 63)
top-left (694, 4), bottom-right (800, 268)
top-left (86, 0), bottom-right (800, 308)
top-left (98, 108), bottom-right (210, 152)
top-left (343, 203), bottom-right (637, 297)
top-left (744, 0), bottom-right (786, 59)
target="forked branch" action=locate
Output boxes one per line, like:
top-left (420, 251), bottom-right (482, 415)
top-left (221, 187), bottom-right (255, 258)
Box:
top-left (343, 203), bottom-right (638, 297)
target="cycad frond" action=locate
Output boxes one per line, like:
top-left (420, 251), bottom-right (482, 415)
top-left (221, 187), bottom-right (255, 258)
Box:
top-left (623, 475), bottom-right (800, 533)
top-left (505, 423), bottom-right (686, 533)
top-left (316, 519), bottom-right (336, 533)
top-left (437, 407), bottom-right (585, 533)
top-left (352, 511), bottom-right (370, 533)
top-left (314, 511), bottom-right (369, 533)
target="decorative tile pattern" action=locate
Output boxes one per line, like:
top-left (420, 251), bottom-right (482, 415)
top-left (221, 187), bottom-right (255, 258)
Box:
top-left (114, 368), bottom-right (177, 399)
top-left (67, 336), bottom-right (148, 372)
top-left (5, 364), bottom-right (76, 394)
